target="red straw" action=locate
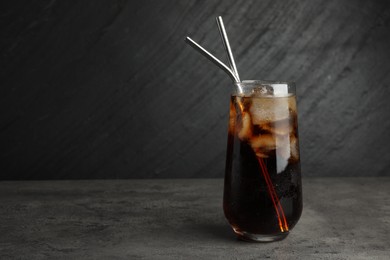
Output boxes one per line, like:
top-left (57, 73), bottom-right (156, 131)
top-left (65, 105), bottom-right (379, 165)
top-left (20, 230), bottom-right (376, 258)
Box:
top-left (257, 157), bottom-right (289, 232)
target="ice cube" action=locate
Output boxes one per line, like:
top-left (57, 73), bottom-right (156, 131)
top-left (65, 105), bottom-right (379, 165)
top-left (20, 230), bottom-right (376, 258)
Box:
top-left (250, 85), bottom-right (274, 97)
top-left (255, 151), bottom-right (269, 158)
top-left (250, 134), bottom-right (276, 150)
top-left (276, 156), bottom-right (289, 173)
top-left (275, 134), bottom-right (292, 173)
top-left (289, 135), bottom-right (300, 162)
top-left (262, 117), bottom-right (292, 135)
top-left (238, 112), bottom-right (252, 140)
top-left (275, 135), bottom-right (290, 159)
top-left (250, 96), bottom-right (296, 125)
top-left (228, 100), bottom-right (236, 134)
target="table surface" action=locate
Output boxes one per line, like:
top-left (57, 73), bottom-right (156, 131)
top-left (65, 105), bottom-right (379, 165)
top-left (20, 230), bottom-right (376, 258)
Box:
top-left (0, 178), bottom-right (389, 259)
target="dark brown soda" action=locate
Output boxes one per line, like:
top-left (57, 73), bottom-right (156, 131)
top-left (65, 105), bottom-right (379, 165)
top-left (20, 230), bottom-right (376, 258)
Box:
top-left (224, 95), bottom-right (303, 237)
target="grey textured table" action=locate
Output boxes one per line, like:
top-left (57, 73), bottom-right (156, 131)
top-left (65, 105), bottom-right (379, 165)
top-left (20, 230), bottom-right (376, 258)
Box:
top-left (0, 178), bottom-right (389, 259)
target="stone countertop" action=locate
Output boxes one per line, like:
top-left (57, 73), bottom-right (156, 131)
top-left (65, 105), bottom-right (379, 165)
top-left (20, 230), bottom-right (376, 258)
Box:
top-left (0, 178), bottom-right (389, 259)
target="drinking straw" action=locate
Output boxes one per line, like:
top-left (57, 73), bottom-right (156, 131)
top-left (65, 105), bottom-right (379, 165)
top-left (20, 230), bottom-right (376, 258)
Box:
top-left (258, 158), bottom-right (289, 232)
top-left (186, 17), bottom-right (288, 233)
top-left (216, 16), bottom-right (240, 82)
top-left (185, 37), bottom-right (239, 83)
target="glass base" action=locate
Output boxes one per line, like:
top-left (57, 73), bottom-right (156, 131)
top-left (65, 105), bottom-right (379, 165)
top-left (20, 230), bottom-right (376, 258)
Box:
top-left (233, 228), bottom-right (289, 242)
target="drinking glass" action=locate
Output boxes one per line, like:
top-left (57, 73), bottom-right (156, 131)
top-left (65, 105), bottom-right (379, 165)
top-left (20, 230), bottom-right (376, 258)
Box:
top-left (224, 80), bottom-right (303, 242)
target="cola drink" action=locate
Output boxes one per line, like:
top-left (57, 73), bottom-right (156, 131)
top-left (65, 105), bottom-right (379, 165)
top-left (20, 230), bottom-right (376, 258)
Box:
top-left (224, 81), bottom-right (302, 242)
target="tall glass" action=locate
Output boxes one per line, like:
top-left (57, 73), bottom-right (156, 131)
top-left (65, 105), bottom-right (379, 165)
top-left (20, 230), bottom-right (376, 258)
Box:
top-left (224, 80), bottom-right (303, 242)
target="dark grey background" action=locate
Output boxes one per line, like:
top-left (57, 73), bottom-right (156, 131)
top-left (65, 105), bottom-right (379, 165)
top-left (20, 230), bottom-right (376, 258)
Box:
top-left (1, 0), bottom-right (390, 180)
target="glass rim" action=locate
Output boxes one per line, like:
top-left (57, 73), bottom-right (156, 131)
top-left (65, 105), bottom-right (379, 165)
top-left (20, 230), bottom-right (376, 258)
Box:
top-left (233, 80), bottom-right (296, 96)
top-left (237, 80), bottom-right (295, 85)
